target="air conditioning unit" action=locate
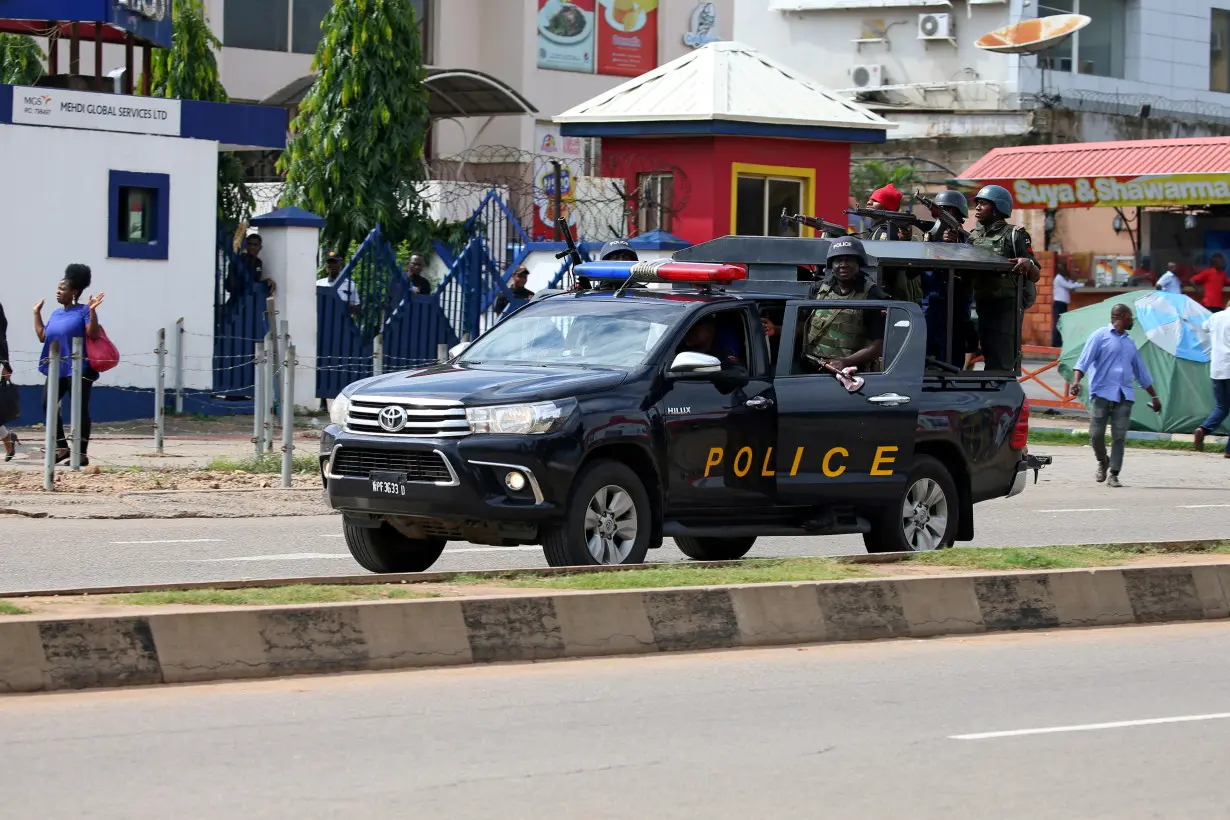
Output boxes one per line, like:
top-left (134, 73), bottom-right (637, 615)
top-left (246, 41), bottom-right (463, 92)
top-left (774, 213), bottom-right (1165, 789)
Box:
top-left (918, 13), bottom-right (953, 40)
top-left (849, 64), bottom-right (884, 90)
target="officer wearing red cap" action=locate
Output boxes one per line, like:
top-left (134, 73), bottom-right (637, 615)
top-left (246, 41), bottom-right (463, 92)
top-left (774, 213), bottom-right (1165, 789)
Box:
top-left (862, 184), bottom-right (911, 242)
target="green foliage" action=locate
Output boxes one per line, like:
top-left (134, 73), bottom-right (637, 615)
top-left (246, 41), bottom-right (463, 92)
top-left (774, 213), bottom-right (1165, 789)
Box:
top-left (142, 0), bottom-right (254, 227)
top-left (0, 33), bottom-right (43, 86)
top-left (850, 160), bottom-right (922, 204)
top-left (279, 0), bottom-right (431, 255)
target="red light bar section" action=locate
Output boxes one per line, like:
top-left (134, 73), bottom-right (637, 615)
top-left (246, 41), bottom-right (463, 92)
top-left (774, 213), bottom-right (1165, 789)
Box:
top-left (575, 260), bottom-right (747, 285)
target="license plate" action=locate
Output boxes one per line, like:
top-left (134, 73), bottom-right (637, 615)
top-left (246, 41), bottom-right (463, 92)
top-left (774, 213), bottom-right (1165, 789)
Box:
top-left (369, 471), bottom-right (408, 497)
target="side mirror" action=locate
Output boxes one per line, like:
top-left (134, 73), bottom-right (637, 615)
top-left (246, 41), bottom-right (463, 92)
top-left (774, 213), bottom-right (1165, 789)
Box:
top-left (669, 351), bottom-right (722, 376)
top-left (449, 341), bottom-right (472, 358)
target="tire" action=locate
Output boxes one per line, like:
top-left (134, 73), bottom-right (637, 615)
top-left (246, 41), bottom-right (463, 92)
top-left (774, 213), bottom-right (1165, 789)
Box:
top-left (674, 536), bottom-right (757, 562)
top-left (343, 519), bottom-right (447, 573)
top-left (542, 460), bottom-right (654, 567)
top-left (862, 455), bottom-right (958, 553)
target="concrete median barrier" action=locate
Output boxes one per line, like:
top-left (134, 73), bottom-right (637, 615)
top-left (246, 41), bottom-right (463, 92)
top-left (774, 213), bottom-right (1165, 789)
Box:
top-left (4, 563), bottom-right (1230, 694)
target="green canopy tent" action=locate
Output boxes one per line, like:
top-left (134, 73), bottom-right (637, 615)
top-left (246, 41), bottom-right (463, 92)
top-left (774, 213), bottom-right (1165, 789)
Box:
top-left (1056, 290), bottom-right (1224, 434)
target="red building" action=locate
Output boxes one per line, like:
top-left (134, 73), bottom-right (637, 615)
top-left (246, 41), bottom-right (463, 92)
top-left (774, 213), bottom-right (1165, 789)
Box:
top-left (554, 41), bottom-right (892, 245)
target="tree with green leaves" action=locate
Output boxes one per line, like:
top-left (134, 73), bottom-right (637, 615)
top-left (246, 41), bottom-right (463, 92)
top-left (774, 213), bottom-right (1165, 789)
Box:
top-left (0, 33), bottom-right (43, 86)
top-left (142, 0), bottom-right (253, 227)
top-left (279, 0), bottom-right (431, 255)
top-left (850, 160), bottom-right (922, 205)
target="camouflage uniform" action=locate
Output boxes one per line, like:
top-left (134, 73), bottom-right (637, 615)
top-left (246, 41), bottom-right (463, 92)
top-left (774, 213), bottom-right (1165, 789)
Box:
top-left (805, 275), bottom-right (888, 361)
top-left (969, 219), bottom-right (1038, 373)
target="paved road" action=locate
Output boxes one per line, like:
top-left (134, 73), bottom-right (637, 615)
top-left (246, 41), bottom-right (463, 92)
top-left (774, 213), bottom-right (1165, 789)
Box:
top-left (2, 622), bottom-right (1229, 819)
top-left (2, 446), bottom-right (1228, 592)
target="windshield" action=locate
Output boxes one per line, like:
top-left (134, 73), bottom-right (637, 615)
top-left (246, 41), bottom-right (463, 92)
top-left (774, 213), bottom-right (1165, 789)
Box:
top-left (458, 299), bottom-right (687, 368)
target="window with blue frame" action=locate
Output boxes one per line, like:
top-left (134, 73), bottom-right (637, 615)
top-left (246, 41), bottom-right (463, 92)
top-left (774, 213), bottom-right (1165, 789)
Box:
top-left (108, 171), bottom-right (170, 260)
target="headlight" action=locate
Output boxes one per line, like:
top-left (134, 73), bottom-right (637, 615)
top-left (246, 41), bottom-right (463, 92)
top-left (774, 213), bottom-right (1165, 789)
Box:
top-left (466, 400), bottom-right (573, 435)
top-left (329, 393), bottom-right (352, 426)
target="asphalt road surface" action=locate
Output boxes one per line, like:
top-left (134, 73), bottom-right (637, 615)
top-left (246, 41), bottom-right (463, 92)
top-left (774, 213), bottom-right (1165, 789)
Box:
top-left (2, 446), bottom-right (1228, 592)
top-left (2, 622), bottom-right (1229, 819)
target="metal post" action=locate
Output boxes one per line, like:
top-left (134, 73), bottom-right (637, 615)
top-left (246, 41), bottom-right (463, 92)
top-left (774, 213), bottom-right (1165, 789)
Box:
top-left (154, 328), bottom-right (166, 455)
top-left (263, 333), bottom-right (276, 454)
top-left (551, 160), bottom-right (563, 241)
top-left (462, 332), bottom-right (472, 344)
top-left (281, 345), bottom-right (296, 489)
top-left (43, 341), bottom-right (61, 492)
top-left (69, 338), bottom-right (83, 471)
top-left (252, 341), bottom-right (265, 457)
top-left (174, 317), bottom-right (184, 414)
top-left (373, 333), bottom-right (384, 376)
top-left (437, 343), bottom-right (449, 363)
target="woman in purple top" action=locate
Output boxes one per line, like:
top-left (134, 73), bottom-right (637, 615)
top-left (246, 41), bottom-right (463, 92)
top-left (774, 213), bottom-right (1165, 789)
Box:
top-left (34, 264), bottom-right (105, 465)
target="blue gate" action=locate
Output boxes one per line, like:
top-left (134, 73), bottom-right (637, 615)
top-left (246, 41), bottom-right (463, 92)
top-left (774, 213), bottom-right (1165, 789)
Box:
top-left (213, 226), bottom-right (270, 396)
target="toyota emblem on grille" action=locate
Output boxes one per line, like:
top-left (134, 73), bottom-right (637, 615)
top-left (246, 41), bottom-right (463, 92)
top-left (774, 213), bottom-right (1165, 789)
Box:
top-left (377, 406), bottom-right (407, 432)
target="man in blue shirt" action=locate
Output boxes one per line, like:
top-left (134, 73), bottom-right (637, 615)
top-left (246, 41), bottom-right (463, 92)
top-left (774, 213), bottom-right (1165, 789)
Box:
top-left (1070, 304), bottom-right (1162, 487)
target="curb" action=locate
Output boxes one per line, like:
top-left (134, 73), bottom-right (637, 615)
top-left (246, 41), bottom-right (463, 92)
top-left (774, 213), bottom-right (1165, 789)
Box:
top-left (1033, 425), bottom-right (1228, 446)
top-left (4, 561), bottom-right (1230, 693)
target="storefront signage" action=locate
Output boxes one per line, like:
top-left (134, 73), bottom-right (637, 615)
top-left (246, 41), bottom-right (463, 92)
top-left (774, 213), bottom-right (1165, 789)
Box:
top-left (537, 0), bottom-right (659, 76)
top-left (115, 0), bottom-right (169, 22)
top-left (532, 124), bottom-right (585, 239)
top-left (11, 86), bottom-right (182, 137)
top-left (994, 174), bottom-right (1230, 209)
top-left (684, 2), bottom-right (720, 48)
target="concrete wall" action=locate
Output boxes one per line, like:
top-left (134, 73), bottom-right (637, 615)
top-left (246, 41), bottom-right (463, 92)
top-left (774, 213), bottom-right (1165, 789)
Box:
top-left (0, 123), bottom-right (218, 393)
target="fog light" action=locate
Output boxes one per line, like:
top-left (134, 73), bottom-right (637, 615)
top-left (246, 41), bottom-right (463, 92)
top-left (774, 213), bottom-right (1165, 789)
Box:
top-left (505, 471), bottom-right (527, 491)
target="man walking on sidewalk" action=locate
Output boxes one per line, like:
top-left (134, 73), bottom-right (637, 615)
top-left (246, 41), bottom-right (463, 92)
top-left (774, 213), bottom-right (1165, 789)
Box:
top-left (1070, 304), bottom-right (1162, 487)
top-left (1194, 298), bottom-right (1230, 458)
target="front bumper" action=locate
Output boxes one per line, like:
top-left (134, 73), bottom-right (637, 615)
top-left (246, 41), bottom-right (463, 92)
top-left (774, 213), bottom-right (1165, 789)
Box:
top-left (319, 425), bottom-right (582, 537)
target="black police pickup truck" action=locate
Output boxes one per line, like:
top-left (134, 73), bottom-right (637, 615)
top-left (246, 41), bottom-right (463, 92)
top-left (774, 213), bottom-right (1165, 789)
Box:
top-left (321, 236), bottom-right (1047, 573)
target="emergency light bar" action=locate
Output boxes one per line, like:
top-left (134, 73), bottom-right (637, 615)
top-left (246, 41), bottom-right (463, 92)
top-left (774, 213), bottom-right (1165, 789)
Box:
top-left (575, 260), bottom-right (747, 285)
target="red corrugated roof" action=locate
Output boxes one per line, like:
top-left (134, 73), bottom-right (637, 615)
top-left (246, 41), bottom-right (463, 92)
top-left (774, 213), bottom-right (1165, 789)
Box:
top-left (960, 136), bottom-right (1230, 180)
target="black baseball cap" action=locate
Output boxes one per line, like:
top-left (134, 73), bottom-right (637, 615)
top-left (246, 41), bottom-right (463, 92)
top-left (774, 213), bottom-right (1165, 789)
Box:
top-left (325, 251), bottom-right (341, 263)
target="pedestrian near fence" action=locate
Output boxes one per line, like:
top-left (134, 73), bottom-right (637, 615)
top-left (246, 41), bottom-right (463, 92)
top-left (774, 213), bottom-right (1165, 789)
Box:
top-left (1194, 298), bottom-right (1230, 458)
top-left (34, 264), bottom-right (104, 466)
top-left (1069, 304), bottom-right (1161, 488)
top-left (0, 299), bottom-right (15, 461)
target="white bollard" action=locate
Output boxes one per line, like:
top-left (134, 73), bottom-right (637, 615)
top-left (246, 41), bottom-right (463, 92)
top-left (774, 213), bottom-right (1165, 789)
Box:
top-left (437, 343), bottom-right (449, 363)
top-left (70, 337), bottom-right (83, 471)
top-left (281, 344), bottom-right (296, 489)
top-left (373, 333), bottom-right (384, 376)
top-left (43, 340), bottom-right (61, 491)
top-left (263, 332), bottom-right (276, 454)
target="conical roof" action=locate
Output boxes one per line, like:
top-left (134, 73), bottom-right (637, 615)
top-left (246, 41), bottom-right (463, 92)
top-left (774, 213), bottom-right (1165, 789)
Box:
top-left (554, 41), bottom-right (893, 135)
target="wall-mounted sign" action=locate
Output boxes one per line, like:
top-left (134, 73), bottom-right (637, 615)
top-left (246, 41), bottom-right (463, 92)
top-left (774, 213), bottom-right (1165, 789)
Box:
top-left (11, 86), bottom-right (182, 138)
top-left (596, 0), bottom-right (658, 77)
top-left (537, 0), bottom-right (597, 74)
top-left (975, 174), bottom-right (1230, 209)
top-left (684, 1), bottom-right (720, 48)
top-left (115, 0), bottom-right (169, 21)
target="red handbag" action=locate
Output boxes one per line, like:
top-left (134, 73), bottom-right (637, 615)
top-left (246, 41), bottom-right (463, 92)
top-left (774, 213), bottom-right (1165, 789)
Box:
top-left (85, 327), bottom-right (120, 373)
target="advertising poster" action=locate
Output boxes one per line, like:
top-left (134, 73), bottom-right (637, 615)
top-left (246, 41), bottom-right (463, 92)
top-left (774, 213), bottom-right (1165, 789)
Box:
top-left (596, 0), bottom-right (658, 77)
top-left (532, 124), bottom-right (587, 240)
top-left (965, 174), bottom-right (1230, 209)
top-left (537, 0), bottom-right (597, 74)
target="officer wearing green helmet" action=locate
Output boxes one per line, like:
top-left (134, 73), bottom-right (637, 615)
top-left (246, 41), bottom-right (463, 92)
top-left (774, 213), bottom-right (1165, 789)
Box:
top-left (804, 236), bottom-right (889, 371)
top-left (969, 184), bottom-right (1040, 373)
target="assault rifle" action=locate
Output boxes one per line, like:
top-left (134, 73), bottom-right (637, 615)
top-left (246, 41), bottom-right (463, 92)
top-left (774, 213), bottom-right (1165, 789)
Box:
top-left (780, 208), bottom-right (849, 238)
top-left (913, 190), bottom-right (970, 242)
top-left (843, 207), bottom-right (926, 240)
top-left (803, 353), bottom-right (865, 392)
top-left (553, 216), bottom-right (585, 289)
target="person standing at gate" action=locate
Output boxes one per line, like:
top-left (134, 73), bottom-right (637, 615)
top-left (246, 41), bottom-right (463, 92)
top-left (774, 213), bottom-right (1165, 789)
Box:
top-left (1193, 297), bottom-right (1230, 458)
top-left (969, 184), bottom-right (1041, 373)
top-left (318, 251), bottom-right (360, 316)
top-left (1193, 253), bottom-right (1229, 313)
top-left (0, 298), bottom-right (14, 461)
top-left (1051, 261), bottom-right (1084, 348)
top-left (1070, 304), bottom-right (1162, 487)
top-left (227, 233), bottom-right (274, 298)
top-left (33, 264), bottom-right (103, 466)
top-left (406, 254), bottom-right (433, 296)
top-left (494, 266), bottom-right (534, 314)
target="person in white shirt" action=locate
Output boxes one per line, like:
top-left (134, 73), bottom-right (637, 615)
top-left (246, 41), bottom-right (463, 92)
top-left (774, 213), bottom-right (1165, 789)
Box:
top-left (1051, 262), bottom-right (1083, 347)
top-left (317, 251), bottom-right (361, 316)
top-left (1194, 298), bottom-right (1230, 457)
top-left (1156, 262), bottom-right (1182, 294)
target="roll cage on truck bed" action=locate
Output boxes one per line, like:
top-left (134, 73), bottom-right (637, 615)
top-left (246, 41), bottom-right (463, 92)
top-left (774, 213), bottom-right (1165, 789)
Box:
top-left (319, 234), bottom-right (1050, 573)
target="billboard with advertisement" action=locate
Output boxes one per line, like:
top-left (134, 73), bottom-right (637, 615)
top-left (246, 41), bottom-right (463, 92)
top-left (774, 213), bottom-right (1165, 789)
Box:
top-left (596, 0), bottom-right (658, 77)
top-left (532, 124), bottom-right (587, 240)
top-left (963, 174), bottom-right (1230, 209)
top-left (537, 0), bottom-right (597, 74)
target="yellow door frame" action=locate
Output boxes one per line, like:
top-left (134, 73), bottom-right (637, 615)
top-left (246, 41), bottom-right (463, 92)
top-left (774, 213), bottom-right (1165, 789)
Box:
top-left (730, 162), bottom-right (818, 237)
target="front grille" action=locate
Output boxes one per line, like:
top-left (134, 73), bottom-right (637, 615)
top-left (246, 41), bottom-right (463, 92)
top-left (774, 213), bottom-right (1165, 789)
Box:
top-left (330, 448), bottom-right (455, 483)
top-left (345, 397), bottom-right (469, 438)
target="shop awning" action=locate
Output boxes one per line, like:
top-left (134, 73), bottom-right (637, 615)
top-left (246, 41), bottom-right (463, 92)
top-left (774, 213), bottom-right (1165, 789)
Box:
top-left (953, 136), bottom-right (1230, 210)
top-left (261, 68), bottom-right (537, 119)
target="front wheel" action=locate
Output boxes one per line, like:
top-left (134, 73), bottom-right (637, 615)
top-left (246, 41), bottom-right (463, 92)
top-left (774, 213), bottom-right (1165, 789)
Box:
top-left (674, 536), bottom-right (757, 561)
top-left (343, 519), bottom-right (447, 573)
top-left (541, 460), bottom-right (654, 567)
top-left (863, 455), bottom-right (958, 553)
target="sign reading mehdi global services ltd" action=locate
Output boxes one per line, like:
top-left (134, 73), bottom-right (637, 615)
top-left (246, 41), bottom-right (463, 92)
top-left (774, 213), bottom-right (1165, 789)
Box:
top-left (11, 86), bottom-right (181, 138)
top-left (1004, 174), bottom-right (1230, 209)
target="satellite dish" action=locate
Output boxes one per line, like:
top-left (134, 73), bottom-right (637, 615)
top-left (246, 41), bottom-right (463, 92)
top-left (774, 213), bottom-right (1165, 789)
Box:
top-left (975, 14), bottom-right (1091, 54)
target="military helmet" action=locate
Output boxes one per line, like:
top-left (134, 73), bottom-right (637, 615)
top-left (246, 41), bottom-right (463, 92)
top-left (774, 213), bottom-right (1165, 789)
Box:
top-left (825, 236), bottom-right (867, 266)
top-left (974, 184), bottom-right (1014, 219)
top-left (934, 189), bottom-right (969, 219)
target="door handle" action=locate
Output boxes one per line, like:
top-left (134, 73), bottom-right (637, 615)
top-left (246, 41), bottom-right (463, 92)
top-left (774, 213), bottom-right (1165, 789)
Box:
top-left (868, 393), bottom-right (911, 406)
top-left (745, 396), bottom-right (775, 410)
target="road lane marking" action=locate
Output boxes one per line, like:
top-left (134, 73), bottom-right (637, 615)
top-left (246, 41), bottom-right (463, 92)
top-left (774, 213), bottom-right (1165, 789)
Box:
top-left (951, 712), bottom-right (1230, 740)
top-left (189, 553), bottom-right (351, 562)
top-left (448, 546), bottom-right (543, 553)
top-left (112, 538), bottom-right (225, 545)
top-left (1034, 508), bottom-right (1116, 513)
top-left (1179, 504), bottom-right (1230, 509)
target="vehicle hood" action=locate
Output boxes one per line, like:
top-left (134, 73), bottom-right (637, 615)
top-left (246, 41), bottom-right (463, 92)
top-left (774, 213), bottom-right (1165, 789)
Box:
top-left (345, 363), bottom-right (628, 405)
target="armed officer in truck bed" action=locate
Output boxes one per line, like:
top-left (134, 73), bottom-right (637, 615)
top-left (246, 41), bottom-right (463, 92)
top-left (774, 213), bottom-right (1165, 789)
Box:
top-left (804, 237), bottom-right (889, 371)
top-left (969, 184), bottom-right (1040, 373)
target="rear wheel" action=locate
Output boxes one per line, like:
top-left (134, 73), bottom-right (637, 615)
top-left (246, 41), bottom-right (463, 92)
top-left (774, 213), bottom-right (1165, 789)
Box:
top-left (674, 536), bottom-right (757, 561)
top-left (343, 519), bottom-right (447, 573)
top-left (542, 460), bottom-right (653, 567)
top-left (863, 455), bottom-right (958, 553)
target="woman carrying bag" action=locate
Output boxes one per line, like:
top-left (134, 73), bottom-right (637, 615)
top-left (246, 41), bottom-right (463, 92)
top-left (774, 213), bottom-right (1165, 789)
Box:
top-left (34, 264), bottom-right (110, 467)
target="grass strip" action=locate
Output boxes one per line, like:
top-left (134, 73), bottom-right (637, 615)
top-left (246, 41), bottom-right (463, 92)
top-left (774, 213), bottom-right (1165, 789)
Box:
top-left (450, 559), bottom-right (873, 590)
top-left (106, 585), bottom-right (437, 607)
top-left (1029, 429), bottom-right (1197, 452)
top-left (206, 454), bottom-right (318, 475)
top-left (0, 601), bottom-right (30, 615)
